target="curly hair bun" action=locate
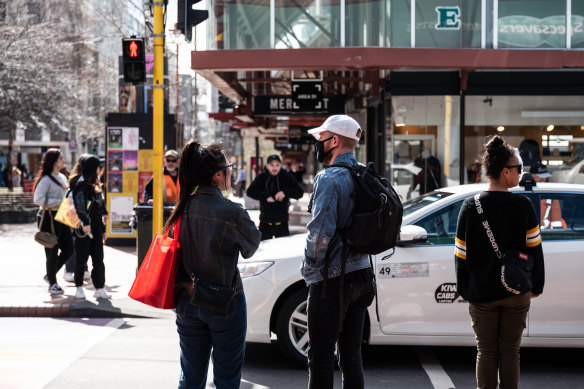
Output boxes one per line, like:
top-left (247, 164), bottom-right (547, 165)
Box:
top-left (486, 135), bottom-right (505, 151)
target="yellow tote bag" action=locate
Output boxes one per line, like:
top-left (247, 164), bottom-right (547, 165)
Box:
top-left (54, 191), bottom-right (81, 229)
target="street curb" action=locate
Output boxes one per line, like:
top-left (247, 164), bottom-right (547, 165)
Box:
top-left (0, 300), bottom-right (174, 319)
top-left (0, 304), bottom-right (71, 317)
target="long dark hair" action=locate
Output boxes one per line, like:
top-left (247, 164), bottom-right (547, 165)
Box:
top-left (33, 148), bottom-right (65, 191)
top-left (482, 135), bottom-right (515, 180)
top-left (69, 154), bottom-right (103, 193)
top-left (163, 140), bottom-right (227, 232)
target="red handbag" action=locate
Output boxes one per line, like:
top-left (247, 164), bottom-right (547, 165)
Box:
top-left (128, 217), bottom-right (181, 309)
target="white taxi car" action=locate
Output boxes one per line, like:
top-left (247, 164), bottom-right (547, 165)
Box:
top-left (238, 177), bottom-right (584, 364)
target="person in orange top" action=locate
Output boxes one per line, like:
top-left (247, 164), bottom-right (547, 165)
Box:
top-left (530, 162), bottom-right (565, 229)
top-left (144, 150), bottom-right (181, 204)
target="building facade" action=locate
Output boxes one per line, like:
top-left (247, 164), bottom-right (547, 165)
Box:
top-left (192, 0), bottom-right (584, 190)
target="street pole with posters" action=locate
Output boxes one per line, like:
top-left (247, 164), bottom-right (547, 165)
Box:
top-left (152, 2), bottom-right (165, 236)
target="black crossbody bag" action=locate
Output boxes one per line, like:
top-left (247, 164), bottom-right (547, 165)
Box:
top-left (473, 193), bottom-right (534, 295)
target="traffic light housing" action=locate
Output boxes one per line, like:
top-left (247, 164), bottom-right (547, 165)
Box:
top-left (177, 0), bottom-right (209, 43)
top-left (122, 38), bottom-right (146, 84)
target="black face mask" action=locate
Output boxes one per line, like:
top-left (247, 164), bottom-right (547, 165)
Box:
top-left (315, 136), bottom-right (336, 163)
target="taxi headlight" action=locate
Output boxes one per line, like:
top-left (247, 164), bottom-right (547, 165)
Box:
top-left (238, 261), bottom-right (274, 278)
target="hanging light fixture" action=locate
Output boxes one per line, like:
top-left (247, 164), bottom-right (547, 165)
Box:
top-left (497, 126), bottom-right (505, 132)
top-left (546, 124), bottom-right (555, 132)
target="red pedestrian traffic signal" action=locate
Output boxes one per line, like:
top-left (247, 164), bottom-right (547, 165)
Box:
top-left (122, 38), bottom-right (146, 84)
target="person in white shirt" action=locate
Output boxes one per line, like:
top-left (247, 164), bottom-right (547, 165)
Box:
top-left (33, 149), bottom-right (73, 295)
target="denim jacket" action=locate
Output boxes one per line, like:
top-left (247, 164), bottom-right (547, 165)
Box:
top-left (301, 152), bottom-right (370, 285)
top-left (177, 185), bottom-right (261, 294)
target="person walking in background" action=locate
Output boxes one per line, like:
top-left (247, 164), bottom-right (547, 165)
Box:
top-left (455, 135), bottom-right (545, 389)
top-left (302, 115), bottom-right (376, 389)
top-left (143, 149), bottom-right (180, 204)
top-left (233, 165), bottom-right (247, 197)
top-left (33, 149), bottom-right (73, 295)
top-left (69, 154), bottom-right (109, 300)
top-left (164, 140), bottom-right (261, 389)
top-left (529, 162), bottom-right (564, 229)
top-left (247, 154), bottom-right (304, 240)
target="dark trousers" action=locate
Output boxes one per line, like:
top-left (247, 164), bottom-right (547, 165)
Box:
top-left (307, 268), bottom-right (376, 389)
top-left (38, 211), bottom-right (73, 285)
top-left (175, 291), bottom-right (247, 389)
top-left (469, 292), bottom-right (531, 389)
top-left (74, 232), bottom-right (105, 288)
top-left (259, 220), bottom-right (289, 240)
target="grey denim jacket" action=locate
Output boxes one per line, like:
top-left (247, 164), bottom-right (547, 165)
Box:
top-left (177, 185), bottom-right (261, 294)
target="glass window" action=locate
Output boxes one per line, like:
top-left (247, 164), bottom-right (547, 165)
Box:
top-left (402, 191), bottom-right (453, 218)
top-left (415, 0), bottom-right (482, 48)
top-left (413, 200), bottom-right (464, 244)
top-left (390, 96), bottom-right (461, 197)
top-left (498, 0), bottom-right (566, 48)
top-left (572, 1), bottom-right (584, 48)
top-left (538, 193), bottom-right (584, 240)
top-left (345, 0), bottom-right (390, 47)
top-left (275, 0), bottom-right (340, 49)
top-left (211, 1), bottom-right (271, 49)
top-left (464, 95), bottom-right (584, 185)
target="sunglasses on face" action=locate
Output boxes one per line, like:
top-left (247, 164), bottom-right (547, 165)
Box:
top-left (506, 164), bottom-right (523, 173)
top-left (166, 158), bottom-right (178, 163)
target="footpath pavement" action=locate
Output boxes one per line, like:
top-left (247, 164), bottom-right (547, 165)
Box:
top-left (0, 194), bottom-right (309, 319)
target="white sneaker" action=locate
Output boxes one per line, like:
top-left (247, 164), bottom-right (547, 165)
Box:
top-left (84, 271), bottom-right (91, 281)
top-left (94, 288), bottom-right (110, 300)
top-left (63, 272), bottom-right (74, 283)
top-left (75, 287), bottom-right (85, 299)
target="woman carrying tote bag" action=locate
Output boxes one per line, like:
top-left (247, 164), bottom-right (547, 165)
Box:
top-left (455, 135), bottom-right (545, 389)
top-left (33, 148), bottom-right (73, 295)
top-left (164, 140), bottom-right (261, 389)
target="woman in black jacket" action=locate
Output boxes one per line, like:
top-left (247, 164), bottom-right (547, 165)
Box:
top-left (69, 154), bottom-right (109, 300)
top-left (164, 140), bottom-right (261, 389)
top-left (455, 136), bottom-right (545, 389)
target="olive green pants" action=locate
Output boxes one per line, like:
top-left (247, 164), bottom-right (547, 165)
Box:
top-left (469, 292), bottom-right (531, 389)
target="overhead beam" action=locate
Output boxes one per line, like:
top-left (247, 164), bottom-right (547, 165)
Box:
top-left (192, 47), bottom-right (584, 72)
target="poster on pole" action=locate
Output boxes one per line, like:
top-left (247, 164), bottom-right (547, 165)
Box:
top-left (108, 194), bottom-right (136, 235)
top-left (106, 126), bottom-right (141, 238)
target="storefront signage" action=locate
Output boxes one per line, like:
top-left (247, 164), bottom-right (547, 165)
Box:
top-left (254, 95), bottom-right (345, 115)
top-left (435, 6), bottom-right (460, 30)
top-left (499, 15), bottom-right (584, 48)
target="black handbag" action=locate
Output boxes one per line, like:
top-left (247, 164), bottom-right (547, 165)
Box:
top-left (35, 200), bottom-right (58, 249)
top-left (189, 277), bottom-right (236, 314)
top-left (474, 194), bottom-right (534, 295)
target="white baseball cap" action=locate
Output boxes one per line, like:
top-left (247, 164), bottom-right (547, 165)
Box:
top-left (308, 115), bottom-right (361, 141)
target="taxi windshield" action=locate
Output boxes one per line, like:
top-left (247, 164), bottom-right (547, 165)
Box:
top-left (402, 191), bottom-right (454, 218)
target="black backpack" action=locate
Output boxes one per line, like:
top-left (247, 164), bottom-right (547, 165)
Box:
top-left (331, 161), bottom-right (403, 255)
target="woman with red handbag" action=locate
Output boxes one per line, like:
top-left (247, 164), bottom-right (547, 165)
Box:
top-left (164, 140), bottom-right (261, 389)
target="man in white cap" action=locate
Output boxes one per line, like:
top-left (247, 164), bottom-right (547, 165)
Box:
top-left (301, 115), bottom-right (375, 389)
top-left (144, 149), bottom-right (181, 204)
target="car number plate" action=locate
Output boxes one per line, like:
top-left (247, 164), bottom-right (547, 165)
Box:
top-left (377, 262), bottom-right (429, 279)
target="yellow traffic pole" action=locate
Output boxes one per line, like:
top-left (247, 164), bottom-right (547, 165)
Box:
top-left (152, 2), bottom-right (165, 237)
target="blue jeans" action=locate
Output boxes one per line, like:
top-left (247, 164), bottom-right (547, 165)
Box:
top-left (307, 268), bottom-right (376, 389)
top-left (175, 290), bottom-right (247, 389)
